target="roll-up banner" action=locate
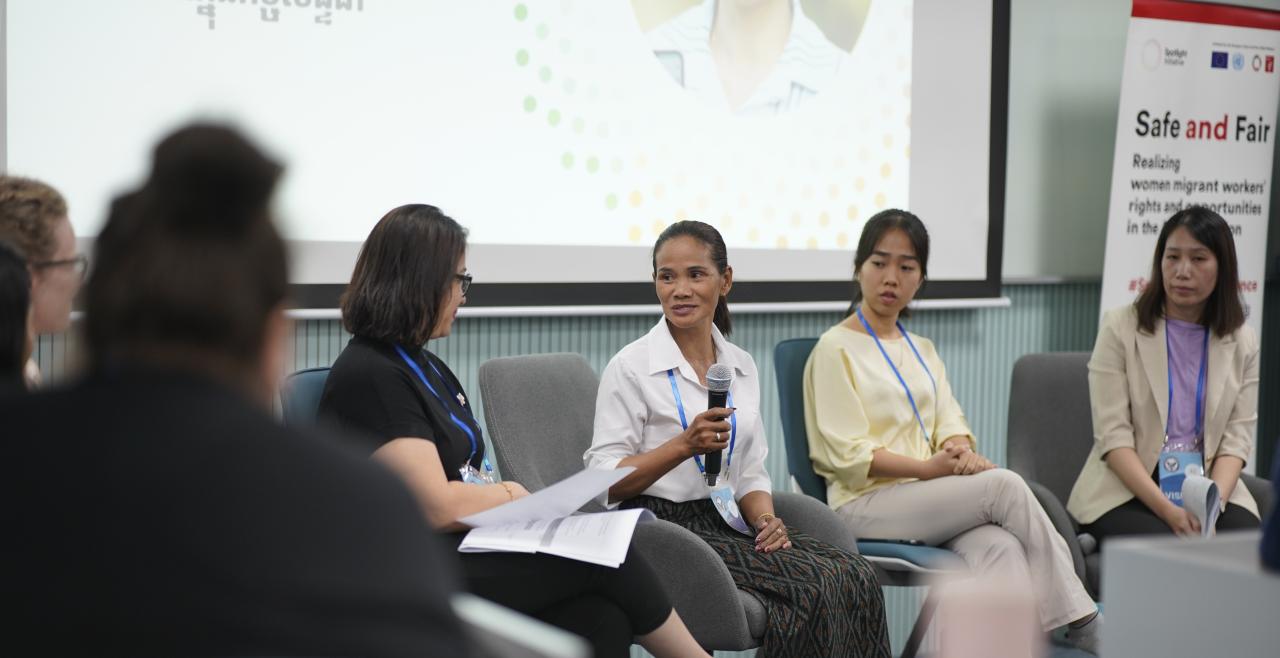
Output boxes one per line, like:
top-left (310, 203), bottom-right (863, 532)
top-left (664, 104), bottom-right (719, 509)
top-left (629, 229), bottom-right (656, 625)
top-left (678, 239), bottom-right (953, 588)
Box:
top-left (1100, 0), bottom-right (1280, 338)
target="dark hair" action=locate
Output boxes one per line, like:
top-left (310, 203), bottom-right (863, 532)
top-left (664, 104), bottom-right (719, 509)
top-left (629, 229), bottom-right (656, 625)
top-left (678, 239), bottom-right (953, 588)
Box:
top-left (0, 240), bottom-right (31, 391)
top-left (1134, 206), bottom-right (1243, 337)
top-left (0, 176), bottom-right (68, 263)
top-left (342, 204), bottom-right (468, 347)
top-left (847, 209), bottom-right (930, 316)
top-left (85, 124), bottom-right (288, 378)
top-left (652, 220), bottom-right (732, 337)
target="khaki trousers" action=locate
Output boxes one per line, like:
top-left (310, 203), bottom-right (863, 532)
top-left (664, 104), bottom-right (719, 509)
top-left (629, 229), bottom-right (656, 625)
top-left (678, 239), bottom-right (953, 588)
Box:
top-left (837, 469), bottom-right (1095, 630)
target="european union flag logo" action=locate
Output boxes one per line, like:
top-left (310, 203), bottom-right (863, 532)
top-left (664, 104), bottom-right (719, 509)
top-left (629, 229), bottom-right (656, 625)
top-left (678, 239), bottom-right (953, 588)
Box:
top-left (1211, 51), bottom-right (1228, 68)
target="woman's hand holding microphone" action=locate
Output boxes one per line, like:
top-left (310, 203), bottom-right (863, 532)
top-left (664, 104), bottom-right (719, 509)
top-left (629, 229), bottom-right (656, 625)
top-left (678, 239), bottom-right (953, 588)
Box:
top-left (679, 407), bottom-right (735, 458)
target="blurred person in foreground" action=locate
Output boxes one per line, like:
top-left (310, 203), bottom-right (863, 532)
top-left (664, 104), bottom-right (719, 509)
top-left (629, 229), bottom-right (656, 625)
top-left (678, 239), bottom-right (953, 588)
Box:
top-left (1, 124), bottom-right (467, 656)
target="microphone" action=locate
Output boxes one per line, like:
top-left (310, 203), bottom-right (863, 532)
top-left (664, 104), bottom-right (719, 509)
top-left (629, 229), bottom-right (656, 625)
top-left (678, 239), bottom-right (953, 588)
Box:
top-left (704, 363), bottom-right (734, 487)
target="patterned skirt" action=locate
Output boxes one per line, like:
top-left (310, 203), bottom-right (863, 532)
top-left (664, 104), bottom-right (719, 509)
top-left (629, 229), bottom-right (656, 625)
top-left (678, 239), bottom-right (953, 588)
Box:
top-left (626, 495), bottom-right (892, 658)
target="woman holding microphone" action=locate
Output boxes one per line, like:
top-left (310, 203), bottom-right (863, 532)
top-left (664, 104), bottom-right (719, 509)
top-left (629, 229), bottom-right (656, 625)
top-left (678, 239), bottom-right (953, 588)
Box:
top-left (587, 220), bottom-right (891, 658)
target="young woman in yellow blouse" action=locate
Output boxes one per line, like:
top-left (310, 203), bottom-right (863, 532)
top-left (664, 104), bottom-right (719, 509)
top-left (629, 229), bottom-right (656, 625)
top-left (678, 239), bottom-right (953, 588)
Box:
top-left (802, 209), bottom-right (1101, 654)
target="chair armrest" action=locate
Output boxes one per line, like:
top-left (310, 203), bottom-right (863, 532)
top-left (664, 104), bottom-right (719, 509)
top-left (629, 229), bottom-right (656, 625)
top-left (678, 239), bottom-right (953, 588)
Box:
top-left (1023, 478), bottom-right (1093, 598)
top-left (771, 491), bottom-right (859, 554)
top-left (1241, 473), bottom-right (1272, 520)
top-left (454, 593), bottom-right (590, 658)
top-left (631, 519), bottom-right (755, 650)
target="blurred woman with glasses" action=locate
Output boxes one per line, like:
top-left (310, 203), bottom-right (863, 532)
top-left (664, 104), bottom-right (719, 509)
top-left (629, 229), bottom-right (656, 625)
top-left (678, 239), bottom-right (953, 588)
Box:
top-left (0, 176), bottom-right (86, 387)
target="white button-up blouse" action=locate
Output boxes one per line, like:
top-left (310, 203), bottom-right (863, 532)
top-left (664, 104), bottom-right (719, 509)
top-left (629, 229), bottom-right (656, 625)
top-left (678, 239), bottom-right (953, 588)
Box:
top-left (586, 320), bottom-right (773, 504)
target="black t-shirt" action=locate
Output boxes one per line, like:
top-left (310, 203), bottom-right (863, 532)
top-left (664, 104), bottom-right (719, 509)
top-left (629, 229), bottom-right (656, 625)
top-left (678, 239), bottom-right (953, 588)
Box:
top-left (319, 336), bottom-right (486, 482)
top-left (0, 367), bottom-right (468, 657)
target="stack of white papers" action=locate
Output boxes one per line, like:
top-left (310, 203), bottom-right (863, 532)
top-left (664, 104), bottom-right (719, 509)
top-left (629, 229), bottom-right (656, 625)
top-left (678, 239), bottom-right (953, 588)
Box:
top-left (458, 467), bottom-right (654, 567)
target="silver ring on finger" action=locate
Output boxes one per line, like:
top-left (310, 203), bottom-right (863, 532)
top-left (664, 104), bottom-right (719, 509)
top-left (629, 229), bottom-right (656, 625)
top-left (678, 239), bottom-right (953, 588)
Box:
top-left (716, 431), bottom-right (722, 442)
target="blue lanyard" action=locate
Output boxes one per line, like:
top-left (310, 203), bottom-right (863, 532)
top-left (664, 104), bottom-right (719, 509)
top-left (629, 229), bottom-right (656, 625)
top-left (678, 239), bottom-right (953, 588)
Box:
top-left (394, 344), bottom-right (482, 467)
top-left (856, 307), bottom-right (937, 447)
top-left (666, 369), bottom-right (737, 473)
top-left (1165, 326), bottom-right (1209, 440)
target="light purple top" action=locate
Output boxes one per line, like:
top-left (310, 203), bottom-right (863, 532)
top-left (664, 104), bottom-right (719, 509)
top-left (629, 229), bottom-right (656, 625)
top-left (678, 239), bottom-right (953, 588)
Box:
top-left (1164, 317), bottom-right (1209, 453)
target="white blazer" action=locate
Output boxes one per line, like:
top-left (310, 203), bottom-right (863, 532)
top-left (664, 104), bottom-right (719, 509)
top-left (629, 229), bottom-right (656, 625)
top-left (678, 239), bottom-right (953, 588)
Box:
top-left (1067, 306), bottom-right (1259, 524)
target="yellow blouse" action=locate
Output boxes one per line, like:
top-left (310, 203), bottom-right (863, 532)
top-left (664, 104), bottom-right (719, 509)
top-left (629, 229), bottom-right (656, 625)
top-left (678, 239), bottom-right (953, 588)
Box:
top-left (802, 322), bottom-right (975, 509)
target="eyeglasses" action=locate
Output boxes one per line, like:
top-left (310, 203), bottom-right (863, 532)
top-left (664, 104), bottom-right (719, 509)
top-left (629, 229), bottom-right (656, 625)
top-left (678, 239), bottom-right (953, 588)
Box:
top-left (455, 271), bottom-right (472, 295)
top-left (32, 254), bottom-right (89, 280)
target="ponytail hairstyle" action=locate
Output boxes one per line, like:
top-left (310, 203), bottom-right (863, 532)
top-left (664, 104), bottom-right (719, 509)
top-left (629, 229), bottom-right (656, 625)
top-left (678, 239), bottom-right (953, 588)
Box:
top-left (0, 239), bottom-right (31, 392)
top-left (652, 220), bottom-right (732, 337)
top-left (847, 209), bottom-right (930, 316)
top-left (85, 124), bottom-right (287, 380)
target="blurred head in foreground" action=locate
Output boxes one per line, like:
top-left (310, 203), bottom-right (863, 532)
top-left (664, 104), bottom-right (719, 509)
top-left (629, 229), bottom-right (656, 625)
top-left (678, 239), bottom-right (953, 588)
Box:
top-left (85, 123), bottom-right (288, 404)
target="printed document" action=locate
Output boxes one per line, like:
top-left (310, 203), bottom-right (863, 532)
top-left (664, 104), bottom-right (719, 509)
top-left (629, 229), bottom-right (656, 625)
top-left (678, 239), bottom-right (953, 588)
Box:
top-left (458, 467), bottom-right (653, 566)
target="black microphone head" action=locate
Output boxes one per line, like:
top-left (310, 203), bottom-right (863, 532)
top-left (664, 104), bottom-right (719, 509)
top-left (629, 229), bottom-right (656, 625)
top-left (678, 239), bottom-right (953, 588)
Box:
top-left (706, 364), bottom-right (734, 393)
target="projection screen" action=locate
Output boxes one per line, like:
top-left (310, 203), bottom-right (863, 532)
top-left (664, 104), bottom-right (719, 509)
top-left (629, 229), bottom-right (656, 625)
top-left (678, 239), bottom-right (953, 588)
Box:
top-left (4, 0), bottom-right (1008, 309)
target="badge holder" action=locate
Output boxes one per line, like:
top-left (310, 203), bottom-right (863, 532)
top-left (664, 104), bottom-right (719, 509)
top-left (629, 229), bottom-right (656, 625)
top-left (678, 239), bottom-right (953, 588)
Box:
top-left (461, 459), bottom-right (498, 486)
top-left (1158, 450), bottom-right (1204, 507)
top-left (710, 485), bottom-right (752, 535)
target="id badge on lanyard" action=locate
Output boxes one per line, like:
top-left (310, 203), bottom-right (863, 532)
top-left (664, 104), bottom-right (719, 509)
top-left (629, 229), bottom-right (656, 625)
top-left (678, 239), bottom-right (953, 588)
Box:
top-left (710, 484), bottom-right (753, 535)
top-left (1158, 328), bottom-right (1208, 507)
top-left (460, 464), bottom-right (496, 485)
top-left (1158, 452), bottom-right (1204, 506)
top-left (395, 345), bottom-right (496, 486)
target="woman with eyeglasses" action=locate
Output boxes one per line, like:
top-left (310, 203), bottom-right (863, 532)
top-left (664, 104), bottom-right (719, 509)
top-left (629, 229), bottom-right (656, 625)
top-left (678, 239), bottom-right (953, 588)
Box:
top-left (0, 176), bottom-right (86, 387)
top-left (318, 204), bottom-right (707, 658)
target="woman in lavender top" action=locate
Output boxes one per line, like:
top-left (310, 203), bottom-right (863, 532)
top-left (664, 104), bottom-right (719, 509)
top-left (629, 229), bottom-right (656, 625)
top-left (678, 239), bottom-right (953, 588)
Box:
top-left (1067, 207), bottom-right (1261, 542)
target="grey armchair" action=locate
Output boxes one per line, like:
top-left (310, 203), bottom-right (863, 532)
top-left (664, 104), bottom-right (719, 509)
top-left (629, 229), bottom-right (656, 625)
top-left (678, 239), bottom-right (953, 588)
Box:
top-left (1006, 352), bottom-right (1273, 600)
top-left (477, 352), bottom-right (859, 651)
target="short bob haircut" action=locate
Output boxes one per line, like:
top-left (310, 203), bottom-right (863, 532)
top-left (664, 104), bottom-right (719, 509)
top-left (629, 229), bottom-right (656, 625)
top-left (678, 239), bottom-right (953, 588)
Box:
top-left (341, 204), bottom-right (467, 347)
top-left (847, 209), bottom-right (930, 317)
top-left (1134, 206), bottom-right (1244, 337)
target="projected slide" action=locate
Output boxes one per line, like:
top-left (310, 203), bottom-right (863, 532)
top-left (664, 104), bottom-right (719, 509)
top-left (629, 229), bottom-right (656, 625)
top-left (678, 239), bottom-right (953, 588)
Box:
top-left (6, 0), bottom-right (1000, 301)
